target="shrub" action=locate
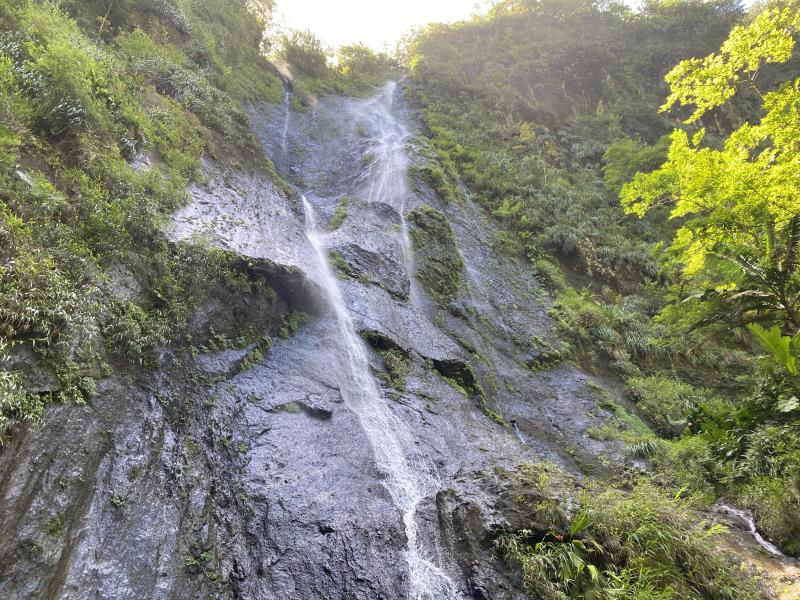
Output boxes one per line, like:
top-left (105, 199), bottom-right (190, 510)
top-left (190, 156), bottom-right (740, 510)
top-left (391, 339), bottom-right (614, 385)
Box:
top-left (498, 482), bottom-right (764, 600)
top-left (649, 436), bottom-right (719, 503)
top-left (551, 288), bottom-right (664, 374)
top-left (627, 375), bottom-right (706, 437)
top-left (278, 29), bottom-right (330, 79)
top-left (130, 54), bottom-right (245, 136)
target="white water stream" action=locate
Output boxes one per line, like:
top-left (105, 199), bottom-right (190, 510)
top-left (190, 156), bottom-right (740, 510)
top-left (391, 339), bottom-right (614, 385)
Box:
top-left (357, 81), bottom-right (422, 307)
top-left (301, 196), bottom-right (461, 599)
top-left (716, 503), bottom-right (786, 558)
top-left (280, 89), bottom-right (291, 159)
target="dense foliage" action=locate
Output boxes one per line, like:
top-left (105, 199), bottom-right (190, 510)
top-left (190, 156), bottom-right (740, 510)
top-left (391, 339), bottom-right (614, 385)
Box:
top-left (620, 1), bottom-right (800, 555)
top-left (0, 0), bottom-right (283, 438)
top-left (275, 29), bottom-right (400, 103)
top-left (407, 0), bottom-right (743, 289)
top-left (498, 472), bottom-right (763, 600)
top-left (623, 6), bottom-right (800, 332)
top-left (407, 0), bottom-right (800, 591)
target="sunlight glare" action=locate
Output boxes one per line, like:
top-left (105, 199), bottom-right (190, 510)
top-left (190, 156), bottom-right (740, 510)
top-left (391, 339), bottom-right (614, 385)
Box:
top-left (275, 0), bottom-right (480, 51)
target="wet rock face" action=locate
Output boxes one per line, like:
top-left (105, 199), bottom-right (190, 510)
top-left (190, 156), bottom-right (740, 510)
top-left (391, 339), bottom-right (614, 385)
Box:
top-left (0, 82), bottom-right (630, 600)
top-left (329, 201), bottom-right (411, 300)
top-left (407, 205), bottom-right (464, 304)
top-left (0, 378), bottom-right (195, 600)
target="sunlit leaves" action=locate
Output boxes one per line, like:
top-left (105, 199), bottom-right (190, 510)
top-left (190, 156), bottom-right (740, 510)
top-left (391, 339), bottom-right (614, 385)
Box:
top-left (622, 5), bottom-right (800, 328)
top-left (662, 5), bottom-right (800, 122)
top-left (747, 323), bottom-right (799, 374)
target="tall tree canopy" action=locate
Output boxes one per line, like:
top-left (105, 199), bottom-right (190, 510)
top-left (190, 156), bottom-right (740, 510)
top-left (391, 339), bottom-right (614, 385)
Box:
top-left (622, 3), bottom-right (800, 330)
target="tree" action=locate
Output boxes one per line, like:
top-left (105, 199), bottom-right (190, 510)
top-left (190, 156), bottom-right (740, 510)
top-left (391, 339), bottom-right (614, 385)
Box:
top-left (337, 43), bottom-right (387, 77)
top-left (621, 3), bottom-right (800, 331)
top-left (277, 29), bottom-right (330, 79)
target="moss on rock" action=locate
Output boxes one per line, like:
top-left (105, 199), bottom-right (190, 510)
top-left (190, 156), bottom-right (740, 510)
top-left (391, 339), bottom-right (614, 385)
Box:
top-left (360, 330), bottom-right (411, 389)
top-left (407, 205), bottom-right (463, 304)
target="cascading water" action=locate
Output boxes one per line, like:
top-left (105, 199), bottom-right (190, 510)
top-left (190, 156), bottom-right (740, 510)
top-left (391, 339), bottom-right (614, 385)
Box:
top-left (715, 503), bottom-right (786, 558)
top-left (356, 81), bottom-right (422, 307)
top-left (280, 88), bottom-right (291, 160)
top-left (301, 195), bottom-right (461, 599)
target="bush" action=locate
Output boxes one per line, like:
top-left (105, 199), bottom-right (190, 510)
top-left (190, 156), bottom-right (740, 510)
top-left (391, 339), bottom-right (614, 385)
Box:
top-left (649, 436), bottom-right (719, 503)
top-left (498, 482), bottom-right (764, 600)
top-left (551, 288), bottom-right (661, 374)
top-left (627, 375), bottom-right (706, 437)
top-left (278, 29), bottom-right (329, 79)
top-left (129, 54), bottom-right (246, 136)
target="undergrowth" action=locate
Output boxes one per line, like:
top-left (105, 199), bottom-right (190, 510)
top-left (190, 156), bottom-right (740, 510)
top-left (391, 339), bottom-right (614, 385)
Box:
top-left (0, 0), bottom-right (284, 439)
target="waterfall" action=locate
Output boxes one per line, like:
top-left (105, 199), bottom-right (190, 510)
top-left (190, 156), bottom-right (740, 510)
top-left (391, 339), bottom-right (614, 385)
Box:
top-left (281, 89), bottom-right (291, 160)
top-left (358, 81), bottom-right (422, 307)
top-left (715, 503), bottom-right (786, 558)
top-left (301, 196), bottom-right (461, 599)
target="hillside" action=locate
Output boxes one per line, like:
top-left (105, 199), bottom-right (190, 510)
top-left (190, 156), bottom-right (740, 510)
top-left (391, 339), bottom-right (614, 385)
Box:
top-left (1, 1), bottom-right (799, 599)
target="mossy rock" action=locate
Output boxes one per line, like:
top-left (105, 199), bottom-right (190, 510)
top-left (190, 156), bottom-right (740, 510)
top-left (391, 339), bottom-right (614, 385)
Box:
top-left (432, 358), bottom-right (486, 401)
top-left (407, 205), bottom-right (463, 304)
top-left (361, 330), bottom-right (411, 389)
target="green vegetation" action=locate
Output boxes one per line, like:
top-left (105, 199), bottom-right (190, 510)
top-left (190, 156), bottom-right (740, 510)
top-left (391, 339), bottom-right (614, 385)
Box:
top-left (617, 3), bottom-right (800, 556)
top-left (327, 249), bottom-right (353, 279)
top-left (273, 401), bottom-right (301, 414)
top-left (622, 6), bottom-right (800, 333)
top-left (627, 375), bottom-right (706, 438)
top-left (330, 196), bottom-right (349, 230)
top-left (407, 204), bottom-right (463, 303)
top-left (45, 511), bottom-right (64, 536)
top-left (239, 336), bottom-right (273, 371)
top-left (360, 330), bottom-right (411, 389)
top-left (498, 479), bottom-right (763, 600)
top-left (408, 0), bottom-right (800, 587)
top-left (408, 134), bottom-right (464, 204)
top-left (408, 0), bottom-right (742, 279)
top-left (277, 310), bottom-right (311, 339)
top-left (275, 29), bottom-right (400, 104)
top-left (0, 0), bottom-right (285, 439)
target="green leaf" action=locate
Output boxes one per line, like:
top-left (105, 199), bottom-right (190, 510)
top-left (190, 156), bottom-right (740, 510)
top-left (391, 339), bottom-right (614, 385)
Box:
top-left (587, 564), bottom-right (600, 583)
top-left (747, 323), bottom-right (798, 375)
top-left (569, 512), bottom-right (591, 536)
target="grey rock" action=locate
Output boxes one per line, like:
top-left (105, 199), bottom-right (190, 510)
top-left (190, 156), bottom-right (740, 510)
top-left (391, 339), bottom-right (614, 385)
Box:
top-left (2, 343), bottom-right (59, 393)
top-left (0, 81), bottom-right (632, 600)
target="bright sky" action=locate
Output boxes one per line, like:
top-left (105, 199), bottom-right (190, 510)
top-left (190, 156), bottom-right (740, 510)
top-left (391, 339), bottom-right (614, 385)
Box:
top-left (275, 0), bottom-right (482, 51)
top-left (275, 0), bottom-right (759, 52)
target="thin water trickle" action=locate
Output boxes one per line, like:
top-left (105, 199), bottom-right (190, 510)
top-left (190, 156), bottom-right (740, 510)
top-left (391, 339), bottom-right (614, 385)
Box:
top-left (280, 89), bottom-right (291, 159)
top-left (716, 503), bottom-right (786, 558)
top-left (301, 195), bottom-right (461, 599)
top-left (356, 82), bottom-right (422, 307)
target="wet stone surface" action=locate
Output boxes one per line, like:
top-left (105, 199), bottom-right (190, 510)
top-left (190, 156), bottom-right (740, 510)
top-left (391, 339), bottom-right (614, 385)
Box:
top-left (0, 82), bottom-right (627, 599)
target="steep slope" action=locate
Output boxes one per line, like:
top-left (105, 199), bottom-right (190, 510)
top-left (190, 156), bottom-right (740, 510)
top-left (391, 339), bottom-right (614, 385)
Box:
top-left (406, 0), bottom-right (800, 597)
top-left (164, 79), bottom-right (633, 598)
top-left (1, 1), bottom-right (796, 599)
top-left (0, 71), bottom-right (630, 597)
